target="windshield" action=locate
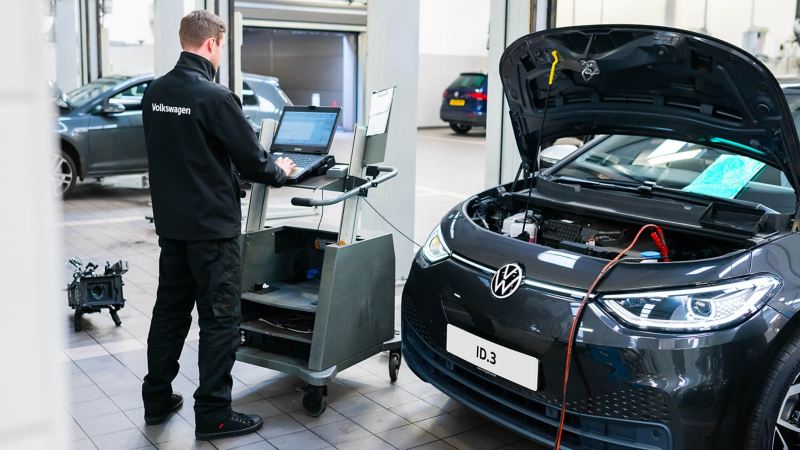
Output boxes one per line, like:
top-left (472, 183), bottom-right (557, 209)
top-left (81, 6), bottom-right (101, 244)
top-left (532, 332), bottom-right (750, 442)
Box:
top-left (448, 74), bottom-right (486, 90)
top-left (64, 77), bottom-right (127, 108)
top-left (551, 135), bottom-right (796, 213)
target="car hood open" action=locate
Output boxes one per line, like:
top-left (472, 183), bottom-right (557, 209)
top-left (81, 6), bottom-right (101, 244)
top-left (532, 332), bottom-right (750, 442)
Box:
top-left (499, 25), bottom-right (800, 199)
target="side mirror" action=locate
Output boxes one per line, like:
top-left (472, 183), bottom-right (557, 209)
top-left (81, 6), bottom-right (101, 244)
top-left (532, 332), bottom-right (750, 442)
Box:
top-left (539, 144), bottom-right (579, 169)
top-left (101, 101), bottom-right (125, 114)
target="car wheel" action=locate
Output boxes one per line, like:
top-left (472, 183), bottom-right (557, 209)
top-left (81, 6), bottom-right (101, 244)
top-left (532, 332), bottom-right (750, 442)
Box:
top-left (449, 123), bottom-right (471, 134)
top-left (743, 332), bottom-right (800, 449)
top-left (53, 151), bottom-right (77, 196)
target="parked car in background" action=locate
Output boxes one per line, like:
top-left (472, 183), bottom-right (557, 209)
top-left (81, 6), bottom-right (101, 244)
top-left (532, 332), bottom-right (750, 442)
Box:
top-left (53, 72), bottom-right (291, 195)
top-left (440, 72), bottom-right (487, 134)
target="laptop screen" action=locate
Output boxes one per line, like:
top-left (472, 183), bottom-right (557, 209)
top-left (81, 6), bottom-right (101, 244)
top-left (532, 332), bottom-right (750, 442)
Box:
top-left (271, 106), bottom-right (341, 154)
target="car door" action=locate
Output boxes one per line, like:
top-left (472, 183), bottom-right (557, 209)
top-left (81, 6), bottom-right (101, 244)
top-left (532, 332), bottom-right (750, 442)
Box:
top-left (85, 81), bottom-right (149, 174)
top-left (109, 81), bottom-right (149, 171)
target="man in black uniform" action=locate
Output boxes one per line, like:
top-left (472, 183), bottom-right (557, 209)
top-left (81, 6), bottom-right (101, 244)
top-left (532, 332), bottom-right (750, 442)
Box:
top-left (140, 10), bottom-right (295, 440)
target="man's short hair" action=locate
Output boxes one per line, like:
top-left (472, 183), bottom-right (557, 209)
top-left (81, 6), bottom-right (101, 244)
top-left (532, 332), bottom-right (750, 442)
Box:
top-left (179, 10), bottom-right (226, 49)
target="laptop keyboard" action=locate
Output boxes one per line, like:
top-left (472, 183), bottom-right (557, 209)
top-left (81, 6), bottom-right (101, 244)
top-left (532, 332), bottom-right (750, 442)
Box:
top-left (284, 153), bottom-right (325, 169)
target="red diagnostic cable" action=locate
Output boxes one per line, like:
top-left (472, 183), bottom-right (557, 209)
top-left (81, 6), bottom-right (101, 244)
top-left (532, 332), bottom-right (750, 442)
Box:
top-left (553, 224), bottom-right (665, 450)
top-left (649, 231), bottom-right (670, 262)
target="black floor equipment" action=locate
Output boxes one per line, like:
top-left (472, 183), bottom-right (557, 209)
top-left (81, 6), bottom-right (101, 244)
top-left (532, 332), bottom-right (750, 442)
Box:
top-left (67, 258), bottom-right (128, 331)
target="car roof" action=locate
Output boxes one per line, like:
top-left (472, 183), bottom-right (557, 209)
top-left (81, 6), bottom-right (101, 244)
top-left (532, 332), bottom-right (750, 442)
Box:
top-left (101, 74), bottom-right (153, 84)
top-left (104, 72), bottom-right (280, 85)
top-left (243, 72), bottom-right (280, 84)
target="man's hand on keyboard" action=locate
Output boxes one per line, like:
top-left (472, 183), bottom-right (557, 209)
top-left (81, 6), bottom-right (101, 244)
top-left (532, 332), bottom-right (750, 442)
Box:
top-left (275, 157), bottom-right (296, 177)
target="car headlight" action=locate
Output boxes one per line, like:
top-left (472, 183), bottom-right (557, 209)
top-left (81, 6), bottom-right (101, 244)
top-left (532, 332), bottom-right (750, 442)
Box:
top-left (421, 225), bottom-right (451, 263)
top-left (599, 274), bottom-right (781, 332)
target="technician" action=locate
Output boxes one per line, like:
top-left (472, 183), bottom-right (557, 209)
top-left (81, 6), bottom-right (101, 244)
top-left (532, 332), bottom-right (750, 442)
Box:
top-left (140, 10), bottom-right (295, 441)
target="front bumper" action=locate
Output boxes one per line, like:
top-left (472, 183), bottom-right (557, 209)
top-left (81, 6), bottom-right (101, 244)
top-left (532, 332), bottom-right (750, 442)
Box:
top-left (440, 107), bottom-right (486, 126)
top-left (401, 254), bottom-right (789, 450)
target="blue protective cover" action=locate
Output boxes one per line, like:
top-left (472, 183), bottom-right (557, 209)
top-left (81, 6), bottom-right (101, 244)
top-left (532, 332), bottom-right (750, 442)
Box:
top-left (682, 155), bottom-right (765, 199)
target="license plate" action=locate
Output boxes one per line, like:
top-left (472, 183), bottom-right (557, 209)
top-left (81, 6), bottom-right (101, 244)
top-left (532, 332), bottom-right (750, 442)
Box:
top-left (446, 324), bottom-right (539, 391)
top-left (449, 99), bottom-right (465, 106)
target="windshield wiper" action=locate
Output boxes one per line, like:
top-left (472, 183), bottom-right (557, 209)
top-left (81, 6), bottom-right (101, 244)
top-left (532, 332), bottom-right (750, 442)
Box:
top-left (550, 175), bottom-right (773, 212)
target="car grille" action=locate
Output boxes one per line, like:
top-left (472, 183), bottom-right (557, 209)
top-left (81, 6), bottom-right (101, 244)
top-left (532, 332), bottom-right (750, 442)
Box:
top-left (402, 287), bottom-right (672, 424)
top-left (402, 307), bottom-right (673, 450)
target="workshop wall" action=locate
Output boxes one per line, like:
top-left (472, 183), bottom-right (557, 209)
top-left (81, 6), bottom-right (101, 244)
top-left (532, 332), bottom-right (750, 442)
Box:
top-left (557, 0), bottom-right (798, 75)
top-left (417, 0), bottom-right (490, 128)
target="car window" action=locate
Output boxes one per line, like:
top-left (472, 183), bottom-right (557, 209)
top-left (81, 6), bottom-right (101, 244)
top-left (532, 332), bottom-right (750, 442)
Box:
top-left (109, 82), bottom-right (149, 111)
top-left (448, 74), bottom-right (487, 90)
top-left (65, 77), bottom-right (124, 108)
top-left (242, 82), bottom-right (259, 106)
top-left (552, 135), bottom-right (795, 213)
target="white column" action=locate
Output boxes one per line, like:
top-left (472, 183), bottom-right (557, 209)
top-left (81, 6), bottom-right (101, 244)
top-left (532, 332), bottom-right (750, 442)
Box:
top-left (85, 0), bottom-right (100, 80)
top-left (485, 0), bottom-right (535, 187)
top-left (0, 1), bottom-right (65, 449)
top-left (363, 0), bottom-right (420, 279)
top-left (218, 0), bottom-right (231, 88)
top-left (55, 0), bottom-right (82, 92)
top-left (153, 0), bottom-right (197, 77)
top-left (342, 35), bottom-right (356, 131)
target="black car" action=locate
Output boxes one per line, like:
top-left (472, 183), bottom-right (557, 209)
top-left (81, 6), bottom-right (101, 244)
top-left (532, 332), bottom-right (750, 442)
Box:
top-left (403, 26), bottom-right (800, 450)
top-left (440, 72), bottom-right (487, 134)
top-left (54, 73), bottom-right (291, 195)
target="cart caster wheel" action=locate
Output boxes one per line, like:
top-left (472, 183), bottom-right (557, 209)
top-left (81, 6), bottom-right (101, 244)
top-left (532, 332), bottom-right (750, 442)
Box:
top-left (74, 310), bottom-right (83, 332)
top-left (389, 351), bottom-right (402, 383)
top-left (109, 309), bottom-right (122, 327)
top-left (302, 386), bottom-right (327, 417)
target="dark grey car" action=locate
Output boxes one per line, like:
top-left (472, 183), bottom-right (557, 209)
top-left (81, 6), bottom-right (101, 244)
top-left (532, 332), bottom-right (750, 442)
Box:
top-left (403, 25), bottom-right (800, 450)
top-left (54, 73), bottom-right (291, 195)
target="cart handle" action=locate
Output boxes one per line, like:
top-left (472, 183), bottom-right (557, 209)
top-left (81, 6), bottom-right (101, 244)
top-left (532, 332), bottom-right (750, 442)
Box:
top-left (291, 166), bottom-right (398, 207)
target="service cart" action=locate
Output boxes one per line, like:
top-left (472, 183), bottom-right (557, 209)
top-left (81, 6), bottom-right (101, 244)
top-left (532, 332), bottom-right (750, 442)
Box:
top-left (236, 91), bottom-right (401, 416)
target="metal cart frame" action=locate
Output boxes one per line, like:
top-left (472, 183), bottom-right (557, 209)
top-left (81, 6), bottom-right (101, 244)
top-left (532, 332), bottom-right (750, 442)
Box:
top-left (235, 113), bottom-right (401, 416)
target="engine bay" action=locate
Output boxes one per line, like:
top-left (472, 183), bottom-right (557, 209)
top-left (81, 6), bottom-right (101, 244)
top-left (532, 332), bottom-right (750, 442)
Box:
top-left (467, 188), bottom-right (758, 262)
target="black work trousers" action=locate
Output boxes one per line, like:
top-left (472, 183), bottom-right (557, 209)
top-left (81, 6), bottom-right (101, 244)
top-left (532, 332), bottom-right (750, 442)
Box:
top-left (141, 237), bottom-right (242, 427)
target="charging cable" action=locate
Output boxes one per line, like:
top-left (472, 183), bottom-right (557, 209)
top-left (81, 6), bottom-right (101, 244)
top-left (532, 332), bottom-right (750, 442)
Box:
top-left (553, 223), bottom-right (666, 450)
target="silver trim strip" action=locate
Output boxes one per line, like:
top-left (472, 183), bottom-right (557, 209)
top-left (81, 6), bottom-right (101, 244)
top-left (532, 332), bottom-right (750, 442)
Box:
top-left (451, 254), bottom-right (593, 299)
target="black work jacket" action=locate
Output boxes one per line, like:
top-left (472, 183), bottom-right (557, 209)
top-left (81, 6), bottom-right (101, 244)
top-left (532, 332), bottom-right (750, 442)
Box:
top-left (142, 52), bottom-right (286, 240)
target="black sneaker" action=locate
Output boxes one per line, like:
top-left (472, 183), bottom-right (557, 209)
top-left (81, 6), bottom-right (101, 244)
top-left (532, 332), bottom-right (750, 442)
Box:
top-left (144, 393), bottom-right (184, 425)
top-left (195, 411), bottom-right (263, 440)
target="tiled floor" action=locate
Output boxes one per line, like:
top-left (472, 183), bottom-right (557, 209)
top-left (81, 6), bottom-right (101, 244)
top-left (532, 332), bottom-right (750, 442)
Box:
top-left (59, 129), bottom-right (545, 449)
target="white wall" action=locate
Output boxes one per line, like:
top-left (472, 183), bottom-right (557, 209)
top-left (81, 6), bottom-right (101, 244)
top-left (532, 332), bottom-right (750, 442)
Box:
top-left (0, 1), bottom-right (66, 449)
top-left (417, 0), bottom-right (491, 127)
top-left (556, 0), bottom-right (797, 74)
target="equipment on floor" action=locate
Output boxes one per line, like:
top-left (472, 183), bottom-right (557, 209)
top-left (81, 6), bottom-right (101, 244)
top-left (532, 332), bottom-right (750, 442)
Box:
top-left (236, 90), bottom-right (401, 417)
top-left (67, 258), bottom-right (128, 332)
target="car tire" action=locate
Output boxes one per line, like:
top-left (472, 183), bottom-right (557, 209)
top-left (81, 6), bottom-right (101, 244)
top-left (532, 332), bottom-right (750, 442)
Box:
top-left (54, 151), bottom-right (77, 196)
top-left (743, 331), bottom-right (800, 449)
top-left (449, 123), bottom-right (471, 135)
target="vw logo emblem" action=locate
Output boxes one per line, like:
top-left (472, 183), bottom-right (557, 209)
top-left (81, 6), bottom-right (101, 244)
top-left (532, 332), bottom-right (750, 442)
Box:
top-left (453, 91), bottom-right (460, 98)
top-left (490, 263), bottom-right (524, 299)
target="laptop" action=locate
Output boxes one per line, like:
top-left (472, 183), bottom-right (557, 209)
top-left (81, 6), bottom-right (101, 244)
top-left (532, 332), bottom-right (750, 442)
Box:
top-left (270, 106), bottom-right (341, 184)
